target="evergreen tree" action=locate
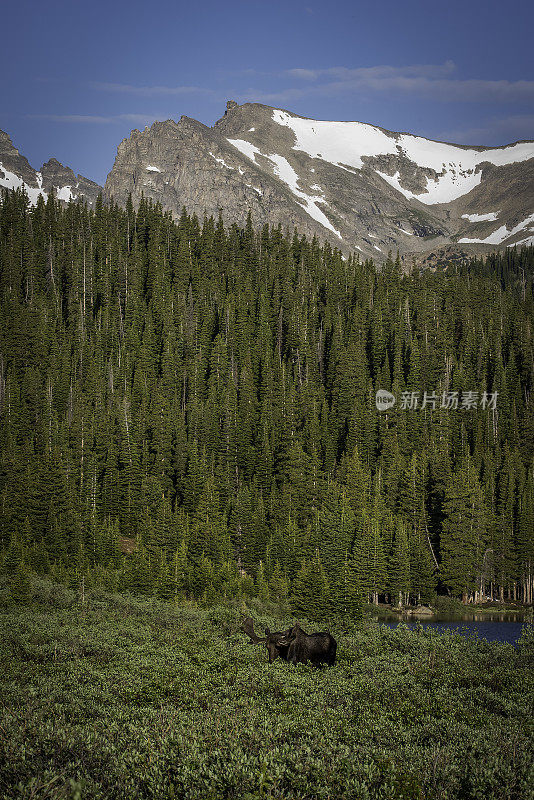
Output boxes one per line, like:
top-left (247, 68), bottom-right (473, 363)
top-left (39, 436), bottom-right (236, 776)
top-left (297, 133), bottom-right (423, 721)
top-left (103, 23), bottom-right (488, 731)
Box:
top-left (440, 460), bottom-right (490, 602)
top-left (291, 550), bottom-right (331, 621)
top-left (0, 191), bottom-right (531, 607)
top-left (330, 550), bottom-right (363, 620)
top-left (10, 562), bottom-right (31, 603)
top-left (268, 561), bottom-right (289, 604)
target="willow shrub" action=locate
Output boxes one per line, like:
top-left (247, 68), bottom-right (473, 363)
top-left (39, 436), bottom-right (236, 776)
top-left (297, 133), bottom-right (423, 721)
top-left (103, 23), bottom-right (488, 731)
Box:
top-left (1, 583), bottom-right (533, 799)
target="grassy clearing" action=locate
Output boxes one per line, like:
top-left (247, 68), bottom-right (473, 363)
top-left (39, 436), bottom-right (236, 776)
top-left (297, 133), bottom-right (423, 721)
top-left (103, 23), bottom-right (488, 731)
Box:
top-left (1, 581), bottom-right (533, 800)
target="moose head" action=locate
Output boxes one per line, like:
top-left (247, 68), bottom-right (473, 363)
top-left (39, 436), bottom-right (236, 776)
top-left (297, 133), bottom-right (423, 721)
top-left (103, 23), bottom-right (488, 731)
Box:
top-left (240, 617), bottom-right (294, 663)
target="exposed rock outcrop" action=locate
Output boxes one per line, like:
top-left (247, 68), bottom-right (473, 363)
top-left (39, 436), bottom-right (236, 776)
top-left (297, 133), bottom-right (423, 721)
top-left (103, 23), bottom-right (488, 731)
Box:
top-left (0, 130), bottom-right (101, 207)
top-left (105, 102), bottom-right (534, 259)
top-left (3, 102), bottom-right (533, 261)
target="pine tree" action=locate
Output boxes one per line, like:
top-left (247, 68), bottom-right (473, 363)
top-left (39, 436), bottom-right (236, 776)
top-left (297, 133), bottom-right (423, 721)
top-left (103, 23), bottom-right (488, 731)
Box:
top-left (291, 550), bottom-right (331, 621)
top-left (352, 510), bottom-right (388, 604)
top-left (388, 518), bottom-right (411, 606)
top-left (330, 551), bottom-right (363, 620)
top-left (156, 557), bottom-right (176, 601)
top-left (268, 561), bottom-right (289, 604)
top-left (516, 464), bottom-right (534, 604)
top-left (440, 460), bottom-right (490, 602)
top-left (255, 560), bottom-right (270, 603)
top-left (11, 562), bottom-right (31, 603)
top-left (0, 189), bottom-right (532, 609)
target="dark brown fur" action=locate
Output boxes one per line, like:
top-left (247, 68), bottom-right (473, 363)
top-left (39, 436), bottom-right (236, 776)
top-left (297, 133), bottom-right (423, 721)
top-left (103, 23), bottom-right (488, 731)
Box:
top-left (240, 618), bottom-right (336, 666)
top-left (281, 622), bottom-right (337, 667)
top-left (240, 617), bottom-right (293, 662)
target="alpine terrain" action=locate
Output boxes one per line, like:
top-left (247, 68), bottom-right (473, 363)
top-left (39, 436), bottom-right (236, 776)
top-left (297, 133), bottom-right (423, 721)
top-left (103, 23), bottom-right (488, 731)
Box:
top-left (0, 130), bottom-right (101, 208)
top-left (105, 101), bottom-right (534, 259)
top-left (2, 102), bottom-right (533, 259)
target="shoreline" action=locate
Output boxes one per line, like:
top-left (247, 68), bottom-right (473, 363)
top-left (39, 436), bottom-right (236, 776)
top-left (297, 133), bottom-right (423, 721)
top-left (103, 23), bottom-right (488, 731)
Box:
top-left (365, 602), bottom-right (533, 621)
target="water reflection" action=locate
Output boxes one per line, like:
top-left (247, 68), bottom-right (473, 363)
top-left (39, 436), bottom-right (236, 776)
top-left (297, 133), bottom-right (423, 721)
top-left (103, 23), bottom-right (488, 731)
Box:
top-left (431, 612), bottom-right (529, 624)
top-left (376, 613), bottom-right (531, 645)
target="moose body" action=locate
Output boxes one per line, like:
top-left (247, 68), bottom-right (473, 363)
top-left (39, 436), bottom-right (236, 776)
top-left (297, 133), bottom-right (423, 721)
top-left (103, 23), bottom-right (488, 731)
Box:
top-left (284, 623), bottom-right (337, 667)
top-left (241, 618), bottom-right (337, 667)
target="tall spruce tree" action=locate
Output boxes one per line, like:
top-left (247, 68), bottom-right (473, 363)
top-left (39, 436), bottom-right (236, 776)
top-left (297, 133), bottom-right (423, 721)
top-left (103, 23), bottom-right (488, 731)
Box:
top-left (0, 189), bottom-right (532, 608)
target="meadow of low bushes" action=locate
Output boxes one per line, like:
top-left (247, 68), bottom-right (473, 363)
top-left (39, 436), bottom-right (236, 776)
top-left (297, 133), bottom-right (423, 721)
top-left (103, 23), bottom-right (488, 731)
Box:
top-left (1, 579), bottom-right (533, 799)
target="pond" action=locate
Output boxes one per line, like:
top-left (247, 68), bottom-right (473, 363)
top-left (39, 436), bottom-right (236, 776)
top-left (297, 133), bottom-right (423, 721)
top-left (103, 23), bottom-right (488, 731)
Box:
top-left (377, 612), bottom-right (531, 645)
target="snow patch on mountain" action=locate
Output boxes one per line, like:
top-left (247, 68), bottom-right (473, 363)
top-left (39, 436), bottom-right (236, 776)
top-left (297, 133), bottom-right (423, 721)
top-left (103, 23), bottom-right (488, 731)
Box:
top-left (0, 163), bottom-right (82, 205)
top-left (272, 110), bottom-right (395, 169)
top-left (246, 184), bottom-right (263, 195)
top-left (374, 170), bottom-right (419, 201)
top-left (459, 213), bottom-right (534, 245)
top-left (459, 225), bottom-right (510, 245)
top-left (509, 234), bottom-right (534, 247)
top-left (267, 153), bottom-right (341, 238)
top-left (0, 163), bottom-right (46, 204)
top-left (56, 185), bottom-right (76, 202)
top-left (228, 139), bottom-right (261, 162)
top-left (271, 109), bottom-right (534, 205)
top-left (461, 211), bottom-right (499, 222)
top-left (145, 165), bottom-right (161, 172)
top-left (228, 138), bottom-right (341, 238)
top-left (209, 152), bottom-right (234, 170)
top-left (209, 151), bottom-right (246, 175)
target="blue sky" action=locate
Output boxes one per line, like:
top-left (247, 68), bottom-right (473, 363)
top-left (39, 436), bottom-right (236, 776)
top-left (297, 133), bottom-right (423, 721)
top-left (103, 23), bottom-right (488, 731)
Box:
top-left (2, 0), bottom-right (533, 185)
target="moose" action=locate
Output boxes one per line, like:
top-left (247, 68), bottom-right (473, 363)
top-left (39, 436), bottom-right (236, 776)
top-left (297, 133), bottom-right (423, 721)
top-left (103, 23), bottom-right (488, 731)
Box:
top-left (241, 617), bottom-right (337, 667)
top-left (241, 617), bottom-right (294, 663)
top-left (282, 622), bottom-right (337, 667)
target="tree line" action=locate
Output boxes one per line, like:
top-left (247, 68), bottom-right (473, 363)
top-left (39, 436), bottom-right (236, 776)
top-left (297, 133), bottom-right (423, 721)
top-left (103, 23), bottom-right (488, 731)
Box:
top-left (1, 187), bottom-right (533, 615)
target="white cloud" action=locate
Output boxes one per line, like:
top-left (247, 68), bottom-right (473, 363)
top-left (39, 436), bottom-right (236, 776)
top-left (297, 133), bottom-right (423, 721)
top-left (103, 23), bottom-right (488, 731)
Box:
top-left (286, 68), bottom-right (318, 81)
top-left (91, 82), bottom-right (215, 96)
top-left (240, 62), bottom-right (534, 106)
top-left (441, 115), bottom-right (534, 146)
top-left (286, 61), bottom-right (457, 82)
top-left (28, 113), bottom-right (159, 125)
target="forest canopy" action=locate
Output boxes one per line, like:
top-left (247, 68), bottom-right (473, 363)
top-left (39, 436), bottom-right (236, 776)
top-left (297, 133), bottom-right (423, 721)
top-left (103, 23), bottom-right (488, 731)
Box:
top-left (1, 188), bottom-right (533, 613)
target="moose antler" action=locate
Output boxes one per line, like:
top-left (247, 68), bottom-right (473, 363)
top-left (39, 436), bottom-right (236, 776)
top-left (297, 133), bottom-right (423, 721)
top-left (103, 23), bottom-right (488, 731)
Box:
top-left (240, 617), bottom-right (267, 644)
top-left (274, 622), bottom-right (300, 646)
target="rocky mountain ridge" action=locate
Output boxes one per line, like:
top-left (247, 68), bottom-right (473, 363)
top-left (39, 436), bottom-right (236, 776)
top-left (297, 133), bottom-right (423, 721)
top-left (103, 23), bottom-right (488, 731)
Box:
top-left (0, 130), bottom-right (101, 207)
top-left (105, 101), bottom-right (534, 259)
top-left (2, 102), bottom-right (533, 260)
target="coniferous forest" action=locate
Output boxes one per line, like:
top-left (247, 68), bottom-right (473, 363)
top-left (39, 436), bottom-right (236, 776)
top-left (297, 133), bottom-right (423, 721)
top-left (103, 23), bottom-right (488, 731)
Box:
top-left (1, 187), bottom-right (533, 614)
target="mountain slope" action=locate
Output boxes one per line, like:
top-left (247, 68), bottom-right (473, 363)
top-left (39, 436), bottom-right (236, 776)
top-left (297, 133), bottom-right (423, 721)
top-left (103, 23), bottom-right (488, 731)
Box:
top-left (105, 102), bottom-right (534, 258)
top-left (3, 104), bottom-right (532, 258)
top-left (0, 130), bottom-right (101, 207)
top-left (104, 114), bottom-right (345, 248)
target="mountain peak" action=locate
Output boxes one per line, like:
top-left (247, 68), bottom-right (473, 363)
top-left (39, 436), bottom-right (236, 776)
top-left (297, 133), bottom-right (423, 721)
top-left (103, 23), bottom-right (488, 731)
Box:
top-left (5, 102), bottom-right (532, 258)
top-left (42, 157), bottom-right (63, 168)
top-left (0, 131), bottom-right (101, 206)
top-left (0, 129), bottom-right (14, 147)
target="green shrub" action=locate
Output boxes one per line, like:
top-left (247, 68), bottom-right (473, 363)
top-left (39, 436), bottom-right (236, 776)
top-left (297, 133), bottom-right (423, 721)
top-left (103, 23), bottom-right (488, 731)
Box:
top-left (0, 588), bottom-right (532, 800)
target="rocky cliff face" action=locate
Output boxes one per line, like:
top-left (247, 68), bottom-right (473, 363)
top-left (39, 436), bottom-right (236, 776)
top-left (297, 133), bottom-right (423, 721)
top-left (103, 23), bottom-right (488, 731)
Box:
top-left (104, 101), bottom-right (534, 259)
top-left (104, 113), bottom-right (335, 247)
top-left (3, 103), bottom-right (533, 260)
top-left (39, 158), bottom-right (101, 205)
top-left (0, 130), bottom-right (101, 207)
